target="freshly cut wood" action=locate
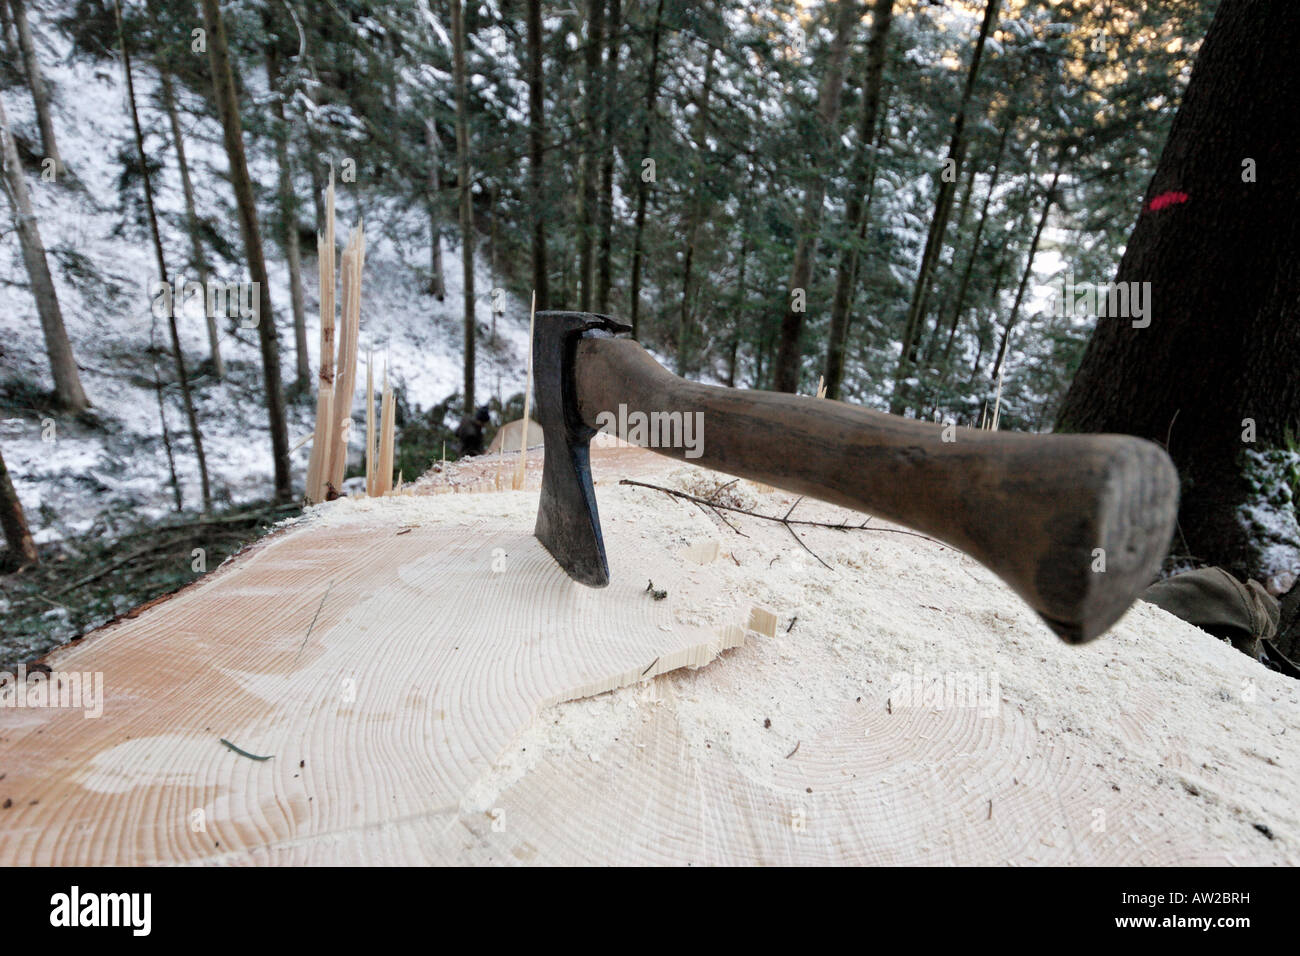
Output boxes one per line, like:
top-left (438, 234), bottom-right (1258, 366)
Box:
top-left (364, 350), bottom-right (376, 497)
top-left (0, 446), bottom-right (745, 865)
top-left (327, 224), bottom-right (365, 493)
top-left (375, 364), bottom-right (396, 496)
top-left (304, 175), bottom-right (337, 503)
top-left (514, 292), bottom-right (537, 489)
top-left (1, 446), bottom-right (1296, 864)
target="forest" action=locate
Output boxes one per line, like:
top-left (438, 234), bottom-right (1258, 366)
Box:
top-left (1, 0), bottom-right (1297, 663)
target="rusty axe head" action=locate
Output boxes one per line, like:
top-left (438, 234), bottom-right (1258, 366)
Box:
top-left (532, 311), bottom-right (632, 587)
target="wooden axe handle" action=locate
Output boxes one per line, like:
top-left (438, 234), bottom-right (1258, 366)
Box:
top-left (574, 337), bottom-right (1178, 644)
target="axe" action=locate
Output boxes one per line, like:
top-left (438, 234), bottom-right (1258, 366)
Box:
top-left (531, 311), bottom-right (1178, 644)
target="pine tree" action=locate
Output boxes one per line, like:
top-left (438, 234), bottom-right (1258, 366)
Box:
top-left (199, 0), bottom-right (292, 502)
top-left (0, 95), bottom-right (88, 411)
top-left (8, 0), bottom-right (60, 172)
top-left (772, 0), bottom-right (862, 394)
top-left (0, 442), bottom-right (38, 567)
top-left (115, 0), bottom-right (210, 512)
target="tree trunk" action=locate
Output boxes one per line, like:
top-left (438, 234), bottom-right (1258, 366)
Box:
top-left (117, 0), bottom-right (211, 512)
top-left (967, 207), bottom-right (1019, 387)
top-left (1057, 0), bottom-right (1300, 584)
top-left (451, 0), bottom-right (475, 414)
top-left (150, 320), bottom-right (183, 513)
top-left (159, 69), bottom-right (224, 379)
top-left (425, 119), bottom-right (446, 300)
top-left (527, 0), bottom-right (549, 310)
top-left (772, 0), bottom-right (861, 394)
top-left (890, 0), bottom-right (1000, 412)
top-left (939, 117), bottom-right (1011, 367)
top-left (677, 47), bottom-right (716, 376)
top-left (824, 0), bottom-right (894, 400)
top-left (308, 124), bottom-right (325, 234)
top-left (265, 40), bottom-right (309, 395)
top-left (628, 0), bottom-right (665, 338)
top-left (988, 154), bottom-right (1062, 389)
top-left (0, 97), bottom-right (88, 412)
top-left (200, 0), bottom-right (292, 503)
top-left (0, 443), bottom-right (38, 567)
top-left (726, 227), bottom-right (749, 388)
top-left (8, 0), bottom-right (59, 173)
top-left (595, 0), bottom-right (621, 315)
top-left (576, 0), bottom-right (605, 312)
top-left (919, 162), bottom-right (978, 365)
top-left (0, 1), bottom-right (17, 57)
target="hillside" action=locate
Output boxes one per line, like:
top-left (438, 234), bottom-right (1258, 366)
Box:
top-left (0, 20), bottom-right (533, 538)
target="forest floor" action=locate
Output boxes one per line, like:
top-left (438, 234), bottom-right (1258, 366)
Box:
top-left (0, 498), bottom-right (302, 668)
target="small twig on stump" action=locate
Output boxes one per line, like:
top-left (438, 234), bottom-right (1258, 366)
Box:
top-left (618, 480), bottom-right (944, 560)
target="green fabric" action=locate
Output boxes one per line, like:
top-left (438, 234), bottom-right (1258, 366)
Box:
top-left (1142, 567), bottom-right (1280, 658)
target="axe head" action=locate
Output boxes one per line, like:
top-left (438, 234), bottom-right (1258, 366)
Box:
top-left (532, 310), bottom-right (632, 587)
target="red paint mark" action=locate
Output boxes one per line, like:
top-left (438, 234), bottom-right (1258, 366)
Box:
top-left (1147, 190), bottom-right (1189, 212)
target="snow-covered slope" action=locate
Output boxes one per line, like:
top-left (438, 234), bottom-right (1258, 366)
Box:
top-left (0, 20), bottom-right (529, 541)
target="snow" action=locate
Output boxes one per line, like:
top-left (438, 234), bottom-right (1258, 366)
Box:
top-left (1240, 448), bottom-right (1300, 593)
top-left (0, 19), bottom-right (530, 541)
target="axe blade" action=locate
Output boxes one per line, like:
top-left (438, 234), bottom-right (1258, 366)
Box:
top-left (532, 311), bottom-right (631, 587)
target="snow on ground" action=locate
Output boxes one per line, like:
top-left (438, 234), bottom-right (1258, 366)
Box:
top-left (0, 21), bottom-right (530, 542)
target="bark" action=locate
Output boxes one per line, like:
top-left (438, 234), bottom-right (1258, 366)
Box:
top-left (117, 0), bottom-right (211, 512)
top-left (577, 0), bottom-right (605, 312)
top-left (628, 0), bottom-right (665, 338)
top-left (425, 119), bottom-right (446, 300)
top-left (919, 162), bottom-right (977, 364)
top-left (488, 181), bottom-right (497, 342)
top-left (200, 0), bottom-right (292, 502)
top-left (677, 47), bottom-right (716, 375)
top-left (824, 0), bottom-right (895, 400)
top-left (308, 125), bottom-right (325, 233)
top-left (159, 69), bottom-right (224, 379)
top-left (150, 320), bottom-right (183, 513)
top-left (265, 40), bottom-right (309, 394)
top-left (0, 442), bottom-right (38, 566)
top-left (527, 0), bottom-right (549, 310)
top-left (967, 197), bottom-right (1023, 386)
top-left (890, 0), bottom-right (1000, 412)
top-left (9, 0), bottom-right (59, 172)
top-left (1056, 0), bottom-right (1300, 582)
top-left (451, 0), bottom-right (475, 414)
top-left (0, 96), bottom-right (88, 411)
top-left (595, 0), bottom-right (621, 314)
top-left (772, 0), bottom-right (862, 394)
top-left (0, 1), bottom-right (16, 56)
top-left (726, 227), bottom-right (749, 388)
top-left (938, 117), bottom-right (1011, 367)
top-left (988, 154), bottom-right (1062, 387)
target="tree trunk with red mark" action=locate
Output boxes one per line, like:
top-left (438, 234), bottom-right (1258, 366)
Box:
top-left (1057, 0), bottom-right (1300, 586)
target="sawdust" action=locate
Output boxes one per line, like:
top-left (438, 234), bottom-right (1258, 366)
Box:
top-left (298, 456), bottom-right (1300, 862)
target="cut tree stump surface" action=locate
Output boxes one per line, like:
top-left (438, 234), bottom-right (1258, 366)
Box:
top-left (1, 445), bottom-right (1297, 865)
